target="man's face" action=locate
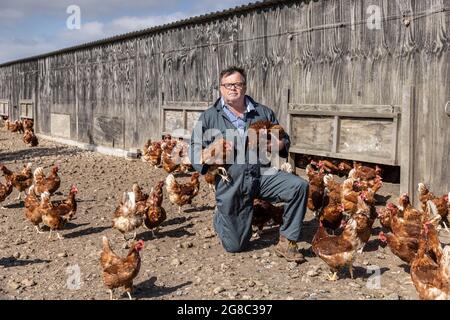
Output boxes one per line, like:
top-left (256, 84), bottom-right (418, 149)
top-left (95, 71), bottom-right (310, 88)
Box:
top-left (220, 72), bottom-right (246, 105)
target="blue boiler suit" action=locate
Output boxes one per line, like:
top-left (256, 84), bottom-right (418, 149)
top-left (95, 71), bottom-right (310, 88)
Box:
top-left (189, 95), bottom-right (309, 252)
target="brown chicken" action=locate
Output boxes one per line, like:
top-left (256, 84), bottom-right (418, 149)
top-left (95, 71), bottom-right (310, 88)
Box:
top-left (418, 183), bottom-right (449, 227)
top-left (312, 218), bottom-right (359, 281)
top-left (33, 166), bottom-right (61, 195)
top-left (132, 183), bottom-right (149, 203)
top-left (22, 119), bottom-right (34, 130)
top-left (143, 181), bottom-right (166, 237)
top-left (320, 203), bottom-right (345, 231)
top-left (3, 119), bottom-right (8, 129)
top-left (247, 120), bottom-right (285, 150)
top-left (22, 128), bottom-right (38, 147)
top-left (399, 193), bottom-right (423, 222)
top-left (100, 236), bottom-right (144, 300)
top-left (112, 191), bottom-right (145, 240)
top-left (378, 231), bottom-right (419, 264)
top-left (423, 221), bottom-right (444, 263)
top-left (50, 185), bottom-right (78, 221)
top-left (41, 192), bottom-right (72, 240)
top-left (323, 174), bottom-right (342, 198)
top-left (340, 177), bottom-right (361, 215)
top-left (165, 172), bottom-right (200, 213)
top-left (142, 139), bottom-right (163, 168)
top-left (377, 202), bottom-right (400, 230)
top-left (175, 138), bottom-right (192, 173)
top-left (410, 231), bottom-right (450, 300)
top-left (349, 162), bottom-right (382, 181)
top-left (24, 185), bottom-right (43, 233)
top-left (389, 205), bottom-right (423, 239)
top-left (160, 138), bottom-right (192, 173)
top-left (161, 140), bottom-right (181, 173)
top-left (0, 179), bottom-right (13, 209)
top-left (8, 120), bottom-right (24, 133)
top-left (305, 164), bottom-right (325, 217)
top-left (201, 138), bottom-right (234, 186)
top-left (252, 199), bottom-right (284, 236)
top-left (338, 161), bottom-right (353, 176)
top-left (317, 160), bottom-right (340, 174)
top-left (1, 162), bottom-right (33, 200)
top-left (353, 193), bottom-right (377, 253)
top-left (320, 174), bottom-right (344, 230)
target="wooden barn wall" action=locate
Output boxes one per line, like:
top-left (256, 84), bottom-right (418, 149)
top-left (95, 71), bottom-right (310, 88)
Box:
top-left (0, 0), bottom-right (448, 197)
top-left (0, 66), bottom-right (12, 115)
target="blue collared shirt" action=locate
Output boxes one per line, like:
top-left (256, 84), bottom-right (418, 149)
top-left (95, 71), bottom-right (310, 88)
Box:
top-left (221, 97), bottom-right (255, 137)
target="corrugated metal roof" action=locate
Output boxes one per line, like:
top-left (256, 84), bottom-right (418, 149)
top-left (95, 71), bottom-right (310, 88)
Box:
top-left (0, 0), bottom-right (294, 67)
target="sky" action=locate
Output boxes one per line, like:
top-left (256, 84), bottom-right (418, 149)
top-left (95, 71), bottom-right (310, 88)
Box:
top-left (0, 0), bottom-right (253, 64)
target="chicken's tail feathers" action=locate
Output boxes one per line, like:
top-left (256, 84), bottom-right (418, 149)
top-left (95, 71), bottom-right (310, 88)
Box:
top-left (348, 168), bottom-right (356, 179)
top-left (418, 182), bottom-right (428, 195)
top-left (102, 236), bottom-right (112, 253)
top-left (323, 174), bottom-right (334, 186)
top-left (165, 173), bottom-right (175, 186)
top-left (33, 167), bottom-right (44, 179)
top-left (126, 191), bottom-right (136, 209)
top-left (280, 162), bottom-right (293, 174)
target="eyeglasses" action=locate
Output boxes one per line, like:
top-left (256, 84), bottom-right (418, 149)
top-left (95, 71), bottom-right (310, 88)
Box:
top-left (220, 82), bottom-right (246, 90)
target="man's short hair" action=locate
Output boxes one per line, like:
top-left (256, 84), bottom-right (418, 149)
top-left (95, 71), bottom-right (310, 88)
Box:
top-left (220, 66), bottom-right (246, 84)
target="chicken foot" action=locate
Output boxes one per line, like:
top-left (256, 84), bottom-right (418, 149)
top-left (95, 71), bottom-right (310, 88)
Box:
top-left (48, 229), bottom-right (64, 240)
top-left (327, 271), bottom-right (338, 281)
top-left (217, 167), bottom-right (231, 183)
top-left (109, 289), bottom-right (115, 300)
top-left (34, 225), bottom-right (44, 234)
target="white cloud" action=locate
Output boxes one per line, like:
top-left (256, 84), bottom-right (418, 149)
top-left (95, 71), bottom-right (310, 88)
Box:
top-left (55, 11), bottom-right (189, 49)
top-left (59, 21), bottom-right (106, 45)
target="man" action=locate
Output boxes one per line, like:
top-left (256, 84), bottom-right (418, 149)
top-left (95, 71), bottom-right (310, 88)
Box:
top-left (189, 66), bottom-right (309, 263)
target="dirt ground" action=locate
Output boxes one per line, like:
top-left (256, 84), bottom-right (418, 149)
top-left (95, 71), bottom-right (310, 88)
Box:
top-left (0, 126), bottom-right (449, 300)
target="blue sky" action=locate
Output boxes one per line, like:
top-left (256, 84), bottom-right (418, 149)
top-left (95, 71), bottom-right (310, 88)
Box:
top-left (0, 0), bottom-right (253, 64)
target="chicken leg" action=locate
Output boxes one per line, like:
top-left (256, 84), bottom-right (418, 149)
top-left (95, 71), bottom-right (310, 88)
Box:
top-left (16, 192), bottom-right (22, 200)
top-left (109, 289), bottom-right (114, 300)
top-left (151, 227), bottom-right (160, 238)
top-left (442, 221), bottom-right (450, 234)
top-left (126, 292), bottom-right (133, 300)
top-left (34, 225), bottom-right (44, 234)
top-left (348, 264), bottom-right (354, 279)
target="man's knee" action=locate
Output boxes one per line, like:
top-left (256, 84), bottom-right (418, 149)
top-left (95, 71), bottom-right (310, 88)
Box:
top-left (286, 175), bottom-right (309, 197)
